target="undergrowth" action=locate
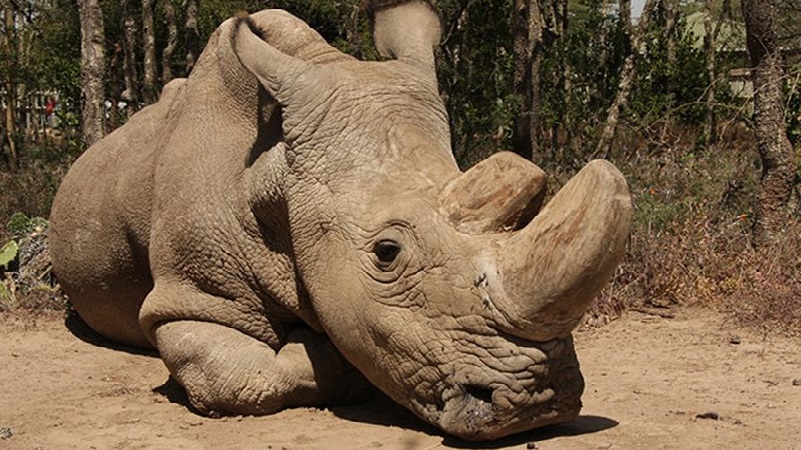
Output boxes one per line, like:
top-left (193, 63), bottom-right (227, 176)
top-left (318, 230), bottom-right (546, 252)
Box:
top-left (0, 142), bottom-right (78, 243)
top-left (1, 140), bottom-right (77, 312)
top-left (584, 123), bottom-right (801, 335)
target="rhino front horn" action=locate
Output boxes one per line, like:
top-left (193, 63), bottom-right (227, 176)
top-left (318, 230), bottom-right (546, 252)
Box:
top-left (489, 160), bottom-right (632, 342)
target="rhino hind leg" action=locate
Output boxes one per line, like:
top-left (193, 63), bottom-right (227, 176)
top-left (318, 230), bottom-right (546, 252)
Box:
top-left (155, 320), bottom-right (374, 415)
top-left (65, 275), bottom-right (154, 349)
top-left (50, 217), bottom-right (154, 348)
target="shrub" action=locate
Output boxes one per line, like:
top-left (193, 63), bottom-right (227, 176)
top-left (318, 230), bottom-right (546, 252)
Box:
top-left (583, 122), bottom-right (801, 334)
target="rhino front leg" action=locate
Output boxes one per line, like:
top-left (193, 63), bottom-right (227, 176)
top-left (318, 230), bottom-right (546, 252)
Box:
top-left (154, 320), bottom-right (373, 415)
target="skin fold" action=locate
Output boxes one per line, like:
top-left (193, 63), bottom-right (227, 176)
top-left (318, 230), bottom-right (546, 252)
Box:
top-left (49, 1), bottom-right (631, 441)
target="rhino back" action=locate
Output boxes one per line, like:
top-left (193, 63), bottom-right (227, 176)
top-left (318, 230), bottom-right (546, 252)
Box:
top-left (49, 78), bottom-right (186, 347)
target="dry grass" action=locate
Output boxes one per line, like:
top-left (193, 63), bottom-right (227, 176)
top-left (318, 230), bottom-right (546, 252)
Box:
top-left (1, 143), bottom-right (76, 311)
top-left (0, 150), bottom-right (75, 243)
top-left (584, 123), bottom-right (801, 334)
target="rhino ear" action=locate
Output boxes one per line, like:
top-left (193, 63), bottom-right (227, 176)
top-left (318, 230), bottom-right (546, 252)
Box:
top-left (367, 0), bottom-right (441, 73)
top-left (231, 14), bottom-right (324, 106)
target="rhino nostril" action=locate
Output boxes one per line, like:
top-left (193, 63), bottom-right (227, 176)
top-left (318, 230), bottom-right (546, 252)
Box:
top-left (464, 384), bottom-right (494, 404)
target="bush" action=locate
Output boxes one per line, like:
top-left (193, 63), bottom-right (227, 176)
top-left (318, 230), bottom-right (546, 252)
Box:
top-left (0, 210), bottom-right (65, 312)
top-left (582, 122), bottom-right (801, 334)
top-left (0, 141), bottom-right (78, 242)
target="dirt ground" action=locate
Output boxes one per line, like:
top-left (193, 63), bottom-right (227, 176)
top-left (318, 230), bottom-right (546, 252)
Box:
top-left (1, 307), bottom-right (799, 450)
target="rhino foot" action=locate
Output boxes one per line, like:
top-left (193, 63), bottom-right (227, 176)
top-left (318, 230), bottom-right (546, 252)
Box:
top-left (155, 320), bottom-right (374, 415)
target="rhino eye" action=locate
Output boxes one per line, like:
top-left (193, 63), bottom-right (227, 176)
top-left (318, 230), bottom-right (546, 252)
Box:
top-left (373, 239), bottom-right (402, 267)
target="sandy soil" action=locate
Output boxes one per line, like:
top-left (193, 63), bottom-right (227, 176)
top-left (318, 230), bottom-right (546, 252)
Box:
top-left (1, 307), bottom-right (799, 450)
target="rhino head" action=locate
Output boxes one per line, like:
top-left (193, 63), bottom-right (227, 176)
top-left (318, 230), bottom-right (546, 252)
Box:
top-left (232, 1), bottom-right (631, 440)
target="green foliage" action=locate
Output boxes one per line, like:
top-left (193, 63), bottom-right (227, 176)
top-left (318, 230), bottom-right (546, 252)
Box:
top-left (630, 8), bottom-right (707, 125)
top-left (2, 0), bottom-right (752, 171)
top-left (0, 0), bottom-right (82, 129)
top-left (0, 240), bottom-right (18, 270)
top-left (34, 0), bottom-right (82, 105)
top-left (0, 211), bottom-right (58, 311)
top-left (538, 0), bottom-right (630, 161)
top-left (6, 213), bottom-right (31, 238)
top-left (6, 213), bottom-right (48, 239)
top-left (437, 0), bottom-right (517, 167)
top-left (0, 142), bottom-right (80, 232)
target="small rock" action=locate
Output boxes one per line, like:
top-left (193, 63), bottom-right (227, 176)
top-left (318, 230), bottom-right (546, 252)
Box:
top-left (793, 378), bottom-right (801, 386)
top-left (526, 442), bottom-right (539, 449)
top-left (0, 427), bottom-right (12, 439)
top-left (729, 335), bottom-right (741, 345)
top-left (696, 411), bottom-right (720, 420)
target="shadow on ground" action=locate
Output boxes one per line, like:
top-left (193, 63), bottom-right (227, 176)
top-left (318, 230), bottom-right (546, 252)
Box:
top-left (331, 393), bottom-right (618, 448)
top-left (440, 415), bottom-right (618, 448)
top-left (331, 393), bottom-right (441, 435)
top-left (64, 309), bottom-right (157, 357)
top-left (153, 376), bottom-right (197, 411)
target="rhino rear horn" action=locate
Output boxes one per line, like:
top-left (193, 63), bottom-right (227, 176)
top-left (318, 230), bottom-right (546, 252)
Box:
top-left (440, 152), bottom-right (547, 234)
top-left (367, 0), bottom-right (441, 74)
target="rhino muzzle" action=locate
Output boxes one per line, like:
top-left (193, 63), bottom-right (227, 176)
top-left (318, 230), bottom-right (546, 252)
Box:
top-left (426, 335), bottom-right (584, 440)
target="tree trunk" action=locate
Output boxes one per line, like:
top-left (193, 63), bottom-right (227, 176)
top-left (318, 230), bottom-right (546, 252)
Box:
top-left (742, 0), bottom-right (798, 247)
top-left (345, 1), bottom-right (364, 59)
top-left (121, 0), bottom-right (139, 113)
top-left (184, 0), bottom-right (199, 75)
top-left (703, 0), bottom-right (731, 148)
top-left (108, 42), bottom-right (122, 130)
top-left (664, 0), bottom-right (679, 104)
top-left (142, 0), bottom-right (157, 105)
top-left (512, 0), bottom-right (545, 161)
top-left (550, 0), bottom-right (569, 153)
top-left (595, 0), bottom-right (657, 158)
top-left (619, 0), bottom-right (631, 34)
top-left (3, 6), bottom-right (18, 170)
top-left (77, 0), bottom-right (106, 147)
top-left (161, 0), bottom-right (178, 84)
top-left (703, 0), bottom-right (717, 146)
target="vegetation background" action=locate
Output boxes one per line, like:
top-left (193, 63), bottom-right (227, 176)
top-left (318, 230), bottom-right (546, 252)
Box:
top-left (0, 0), bottom-right (799, 332)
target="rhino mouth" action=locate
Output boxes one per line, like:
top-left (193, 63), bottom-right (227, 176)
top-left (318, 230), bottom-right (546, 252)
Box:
top-left (438, 384), bottom-right (498, 436)
top-left (411, 335), bottom-right (583, 441)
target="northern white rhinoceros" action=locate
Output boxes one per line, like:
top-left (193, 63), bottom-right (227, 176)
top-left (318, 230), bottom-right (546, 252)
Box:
top-left (49, 0), bottom-right (632, 440)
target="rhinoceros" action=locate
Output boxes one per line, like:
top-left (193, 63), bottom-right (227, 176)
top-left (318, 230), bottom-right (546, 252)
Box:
top-left (49, 0), bottom-right (631, 440)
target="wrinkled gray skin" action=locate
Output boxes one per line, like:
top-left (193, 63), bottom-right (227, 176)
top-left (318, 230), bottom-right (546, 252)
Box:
top-left (49, 1), bottom-right (632, 440)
